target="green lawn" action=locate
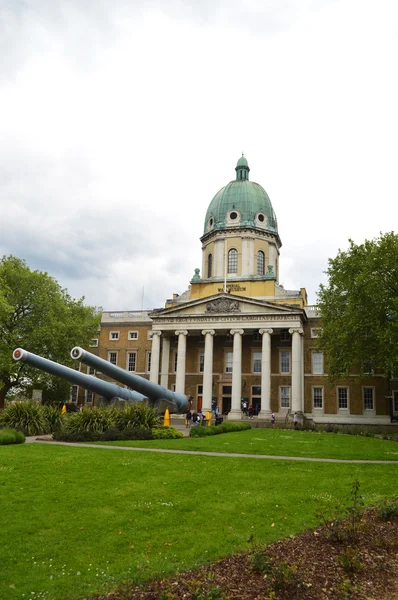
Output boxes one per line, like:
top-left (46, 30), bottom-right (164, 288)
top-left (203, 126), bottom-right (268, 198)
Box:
top-left (1, 442), bottom-right (398, 600)
top-left (90, 427), bottom-right (398, 461)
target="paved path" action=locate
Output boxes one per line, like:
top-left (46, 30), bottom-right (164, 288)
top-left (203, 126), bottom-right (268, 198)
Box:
top-left (25, 437), bottom-right (398, 464)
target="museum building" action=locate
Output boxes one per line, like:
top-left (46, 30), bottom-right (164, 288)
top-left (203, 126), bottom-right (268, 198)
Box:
top-left (75, 155), bottom-right (398, 424)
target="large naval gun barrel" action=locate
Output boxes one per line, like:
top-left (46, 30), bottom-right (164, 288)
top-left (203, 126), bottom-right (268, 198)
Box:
top-left (12, 348), bottom-right (146, 404)
top-left (71, 346), bottom-right (189, 414)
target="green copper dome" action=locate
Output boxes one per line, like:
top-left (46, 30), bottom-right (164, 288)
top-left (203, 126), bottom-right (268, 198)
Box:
top-left (202, 155), bottom-right (278, 237)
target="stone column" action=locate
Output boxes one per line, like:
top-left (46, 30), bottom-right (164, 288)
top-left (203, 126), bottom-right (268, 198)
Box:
top-left (229, 329), bottom-right (244, 420)
top-left (289, 328), bottom-right (304, 413)
top-left (175, 330), bottom-right (188, 394)
top-left (259, 328), bottom-right (273, 416)
top-left (201, 330), bottom-right (215, 413)
top-left (160, 336), bottom-right (170, 389)
top-left (149, 331), bottom-right (161, 384)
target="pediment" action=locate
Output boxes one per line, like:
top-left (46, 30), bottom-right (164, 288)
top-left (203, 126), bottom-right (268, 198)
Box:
top-left (151, 293), bottom-right (302, 319)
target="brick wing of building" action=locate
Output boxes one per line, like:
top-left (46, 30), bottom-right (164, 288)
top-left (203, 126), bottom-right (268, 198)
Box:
top-left (75, 155), bottom-right (398, 425)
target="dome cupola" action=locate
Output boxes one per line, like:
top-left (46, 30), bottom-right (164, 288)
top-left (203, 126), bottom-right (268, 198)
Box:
top-left (203, 155), bottom-right (279, 239)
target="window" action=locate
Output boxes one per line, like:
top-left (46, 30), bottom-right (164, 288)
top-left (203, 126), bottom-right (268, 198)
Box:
top-left (252, 351), bottom-right (262, 373)
top-left (257, 250), bottom-right (265, 275)
top-left (128, 331), bottom-right (138, 340)
top-left (252, 331), bottom-right (261, 341)
top-left (207, 254), bottom-right (213, 278)
top-left (280, 329), bottom-right (290, 342)
top-left (228, 248), bottom-right (238, 274)
top-left (310, 328), bottom-right (322, 338)
top-left (127, 352), bottom-right (137, 372)
top-left (362, 360), bottom-right (374, 375)
top-left (109, 331), bottom-right (119, 340)
top-left (199, 352), bottom-right (205, 373)
top-left (280, 350), bottom-right (290, 374)
top-left (146, 351), bottom-right (152, 373)
top-left (337, 387), bottom-right (349, 410)
top-left (197, 385), bottom-right (203, 394)
top-left (280, 387), bottom-right (290, 408)
top-left (394, 391), bottom-right (398, 413)
top-left (87, 366), bottom-right (96, 375)
top-left (173, 351), bottom-right (178, 372)
top-left (171, 384), bottom-right (176, 392)
top-left (85, 390), bottom-right (93, 404)
top-left (225, 351), bottom-right (233, 373)
top-left (89, 338), bottom-right (98, 347)
top-left (312, 352), bottom-right (324, 375)
top-left (70, 385), bottom-right (79, 403)
top-left (108, 352), bottom-right (117, 365)
top-left (363, 387), bottom-right (374, 410)
top-left (313, 387), bottom-right (323, 409)
top-left (251, 386), bottom-right (261, 412)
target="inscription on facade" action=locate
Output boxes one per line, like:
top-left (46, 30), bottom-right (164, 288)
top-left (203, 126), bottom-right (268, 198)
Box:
top-left (217, 284), bottom-right (246, 292)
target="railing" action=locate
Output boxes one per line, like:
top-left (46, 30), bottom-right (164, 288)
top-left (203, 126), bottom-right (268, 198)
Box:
top-left (305, 305), bottom-right (320, 318)
top-left (102, 310), bottom-right (152, 322)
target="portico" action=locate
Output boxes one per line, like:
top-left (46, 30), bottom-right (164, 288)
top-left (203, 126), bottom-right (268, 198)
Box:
top-left (149, 294), bottom-right (305, 418)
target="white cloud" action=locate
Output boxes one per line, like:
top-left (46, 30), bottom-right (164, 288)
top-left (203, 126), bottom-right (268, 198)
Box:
top-left (1, 0), bottom-right (397, 309)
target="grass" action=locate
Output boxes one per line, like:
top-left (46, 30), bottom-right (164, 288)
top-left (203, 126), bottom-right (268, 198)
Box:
top-left (87, 427), bottom-right (398, 461)
top-left (1, 442), bottom-right (398, 600)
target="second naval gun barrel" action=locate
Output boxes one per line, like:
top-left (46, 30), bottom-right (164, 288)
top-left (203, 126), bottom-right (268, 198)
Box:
top-left (12, 348), bottom-right (146, 404)
top-left (71, 346), bottom-right (189, 414)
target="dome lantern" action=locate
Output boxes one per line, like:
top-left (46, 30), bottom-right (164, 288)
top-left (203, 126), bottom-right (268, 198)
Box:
top-left (235, 153), bottom-right (250, 181)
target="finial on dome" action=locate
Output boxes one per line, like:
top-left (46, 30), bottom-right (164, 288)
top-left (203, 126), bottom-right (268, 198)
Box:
top-left (235, 153), bottom-right (250, 180)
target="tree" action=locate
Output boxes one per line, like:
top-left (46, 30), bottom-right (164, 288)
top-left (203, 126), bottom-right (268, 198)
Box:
top-left (317, 232), bottom-right (398, 381)
top-left (0, 256), bottom-right (101, 408)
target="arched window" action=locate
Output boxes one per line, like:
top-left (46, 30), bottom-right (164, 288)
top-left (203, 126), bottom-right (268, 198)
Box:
top-left (208, 254), bottom-right (213, 278)
top-left (228, 248), bottom-right (238, 273)
top-left (257, 250), bottom-right (265, 275)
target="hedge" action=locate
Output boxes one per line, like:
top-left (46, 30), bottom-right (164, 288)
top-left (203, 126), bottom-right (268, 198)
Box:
top-left (190, 421), bottom-right (252, 437)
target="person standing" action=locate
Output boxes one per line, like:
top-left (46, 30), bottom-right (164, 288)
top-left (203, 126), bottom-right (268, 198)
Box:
top-left (197, 409), bottom-right (204, 425)
top-left (271, 412), bottom-right (276, 428)
top-left (185, 410), bottom-right (192, 428)
top-left (293, 412), bottom-right (299, 429)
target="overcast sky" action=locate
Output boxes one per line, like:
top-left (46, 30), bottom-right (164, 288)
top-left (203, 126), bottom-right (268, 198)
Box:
top-left (1, 0), bottom-right (397, 311)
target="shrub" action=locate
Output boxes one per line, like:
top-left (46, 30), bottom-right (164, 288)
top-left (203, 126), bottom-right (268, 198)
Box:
top-left (0, 428), bottom-right (25, 445)
top-left (114, 404), bottom-right (161, 430)
top-left (152, 426), bottom-right (183, 439)
top-left (42, 405), bottom-right (64, 433)
top-left (248, 548), bottom-right (272, 574)
top-left (101, 427), bottom-right (153, 441)
top-left (377, 497), bottom-right (398, 521)
top-left (190, 421), bottom-right (251, 437)
top-left (272, 560), bottom-right (300, 591)
top-left (0, 402), bottom-right (49, 435)
top-left (53, 426), bottom-right (153, 442)
top-left (338, 547), bottom-right (362, 573)
top-left (63, 406), bottom-right (116, 434)
top-left (53, 430), bottom-right (102, 442)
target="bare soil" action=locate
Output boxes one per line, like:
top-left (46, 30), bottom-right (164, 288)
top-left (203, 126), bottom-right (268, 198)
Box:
top-left (93, 510), bottom-right (398, 599)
